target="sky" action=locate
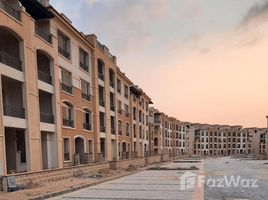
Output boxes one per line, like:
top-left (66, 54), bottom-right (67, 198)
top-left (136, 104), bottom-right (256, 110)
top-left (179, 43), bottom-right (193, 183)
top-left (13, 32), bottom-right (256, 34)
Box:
top-left (50, 0), bottom-right (268, 127)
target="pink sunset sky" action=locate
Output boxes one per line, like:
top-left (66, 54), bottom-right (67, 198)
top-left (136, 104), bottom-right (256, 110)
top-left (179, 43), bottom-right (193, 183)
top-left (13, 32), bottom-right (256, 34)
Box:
top-left (51, 0), bottom-right (268, 127)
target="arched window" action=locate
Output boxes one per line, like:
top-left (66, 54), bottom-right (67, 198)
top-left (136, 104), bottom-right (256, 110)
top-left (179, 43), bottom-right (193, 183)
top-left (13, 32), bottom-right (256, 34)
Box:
top-left (62, 101), bottom-right (74, 127)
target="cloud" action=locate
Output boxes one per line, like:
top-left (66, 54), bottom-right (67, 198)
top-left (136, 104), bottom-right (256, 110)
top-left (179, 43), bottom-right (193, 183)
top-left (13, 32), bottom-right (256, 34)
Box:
top-left (241, 0), bottom-right (268, 27)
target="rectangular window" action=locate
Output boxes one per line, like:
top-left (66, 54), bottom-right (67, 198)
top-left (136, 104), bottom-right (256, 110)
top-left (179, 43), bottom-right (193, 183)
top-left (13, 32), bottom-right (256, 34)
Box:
top-left (117, 79), bottom-right (121, 93)
top-left (124, 85), bottom-right (128, 98)
top-left (61, 68), bottom-right (72, 94)
top-left (64, 138), bottom-right (70, 161)
top-left (79, 48), bottom-right (89, 71)
top-left (118, 120), bottom-right (122, 135)
top-left (126, 123), bottom-right (130, 136)
top-left (58, 31), bottom-right (70, 59)
top-left (81, 79), bottom-right (91, 101)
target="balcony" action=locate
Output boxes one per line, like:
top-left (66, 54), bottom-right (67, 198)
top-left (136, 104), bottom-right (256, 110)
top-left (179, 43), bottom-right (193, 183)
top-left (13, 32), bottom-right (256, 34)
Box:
top-left (110, 105), bottom-right (115, 111)
top-left (3, 104), bottom-right (25, 118)
top-left (58, 47), bottom-right (70, 59)
top-left (83, 123), bottom-right (92, 131)
top-left (0, 51), bottom-right (22, 71)
top-left (0, 0), bottom-right (20, 21)
top-left (38, 70), bottom-right (52, 84)
top-left (100, 125), bottom-right (105, 132)
top-left (40, 113), bottom-right (54, 124)
top-left (98, 73), bottom-right (104, 81)
top-left (61, 83), bottom-right (72, 94)
top-left (80, 62), bottom-right (89, 72)
top-left (63, 118), bottom-right (74, 127)
top-left (35, 25), bottom-right (52, 44)
top-left (82, 93), bottom-right (91, 101)
top-left (99, 99), bottom-right (105, 107)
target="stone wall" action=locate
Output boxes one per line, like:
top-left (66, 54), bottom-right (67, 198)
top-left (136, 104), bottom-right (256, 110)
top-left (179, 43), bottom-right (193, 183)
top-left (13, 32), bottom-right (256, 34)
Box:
top-left (109, 158), bottom-right (145, 170)
top-left (1, 162), bottom-right (109, 192)
top-left (147, 155), bottom-right (161, 164)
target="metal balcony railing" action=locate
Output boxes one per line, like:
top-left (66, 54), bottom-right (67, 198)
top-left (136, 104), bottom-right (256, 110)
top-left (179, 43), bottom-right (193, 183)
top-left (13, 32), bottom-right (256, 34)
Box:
top-left (63, 118), bottom-right (74, 127)
top-left (0, 0), bottom-right (20, 21)
top-left (99, 99), bottom-right (105, 107)
top-left (109, 80), bottom-right (114, 88)
top-left (100, 125), bottom-right (105, 132)
top-left (35, 26), bottom-right (52, 44)
top-left (80, 62), bottom-right (89, 72)
top-left (110, 105), bottom-right (115, 111)
top-left (83, 123), bottom-right (92, 131)
top-left (98, 73), bottom-right (104, 81)
top-left (111, 128), bottom-right (115, 135)
top-left (3, 104), bottom-right (25, 118)
top-left (40, 113), bottom-right (54, 124)
top-left (0, 51), bottom-right (22, 71)
top-left (58, 47), bottom-right (70, 59)
top-left (82, 93), bottom-right (91, 101)
top-left (61, 83), bottom-right (72, 94)
top-left (38, 70), bottom-right (52, 84)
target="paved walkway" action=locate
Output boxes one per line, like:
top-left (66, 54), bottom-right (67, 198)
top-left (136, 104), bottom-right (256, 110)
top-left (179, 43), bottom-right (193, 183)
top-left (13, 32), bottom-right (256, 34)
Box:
top-left (52, 162), bottom-right (202, 200)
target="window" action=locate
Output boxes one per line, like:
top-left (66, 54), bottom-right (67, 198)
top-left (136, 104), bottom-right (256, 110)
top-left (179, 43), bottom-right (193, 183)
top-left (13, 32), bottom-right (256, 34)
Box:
top-left (118, 120), bottom-right (122, 135)
top-left (117, 100), bottom-right (122, 114)
top-left (126, 123), bottom-right (130, 136)
top-left (61, 68), bottom-right (72, 94)
top-left (99, 111), bottom-right (105, 132)
top-left (98, 59), bottom-right (105, 80)
top-left (133, 107), bottom-right (136, 120)
top-left (64, 138), bottom-right (70, 161)
top-left (79, 48), bottom-right (89, 71)
top-left (133, 124), bottom-right (136, 138)
top-left (125, 104), bottom-right (129, 117)
top-left (109, 69), bottom-right (115, 88)
top-left (99, 85), bottom-right (105, 106)
top-left (58, 31), bottom-right (70, 59)
top-left (124, 85), bottom-right (128, 98)
top-left (117, 79), bottom-right (121, 93)
top-left (83, 109), bottom-right (92, 131)
top-left (110, 92), bottom-right (115, 111)
top-left (81, 79), bottom-right (91, 101)
top-left (62, 102), bottom-right (74, 127)
top-left (111, 116), bottom-right (115, 134)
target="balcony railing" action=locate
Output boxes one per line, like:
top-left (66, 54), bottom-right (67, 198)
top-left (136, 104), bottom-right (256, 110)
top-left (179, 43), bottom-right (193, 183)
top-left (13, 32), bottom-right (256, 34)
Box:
top-left (0, 51), bottom-right (22, 71)
top-left (61, 83), bottom-right (72, 94)
top-left (40, 113), bottom-right (54, 124)
top-left (35, 26), bottom-right (52, 44)
top-left (82, 93), bottom-right (91, 101)
top-left (58, 47), bottom-right (70, 59)
top-left (118, 130), bottom-right (122, 135)
top-left (3, 104), bottom-right (25, 118)
top-left (109, 80), bottom-right (114, 88)
top-left (83, 123), bottom-right (92, 131)
top-left (0, 0), bottom-right (20, 21)
top-left (63, 118), bottom-right (74, 127)
top-left (80, 62), bottom-right (89, 72)
top-left (100, 125), bottom-right (105, 132)
top-left (111, 128), bottom-right (115, 135)
top-left (110, 105), bottom-right (115, 111)
top-left (99, 99), bottom-right (105, 107)
top-left (98, 73), bottom-right (104, 81)
top-left (38, 70), bottom-right (52, 85)
top-left (125, 112), bottom-right (130, 118)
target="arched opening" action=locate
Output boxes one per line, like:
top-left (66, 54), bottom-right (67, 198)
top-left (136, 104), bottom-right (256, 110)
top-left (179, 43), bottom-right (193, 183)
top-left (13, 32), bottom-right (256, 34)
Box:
top-left (0, 26), bottom-right (22, 71)
top-left (37, 50), bottom-right (53, 85)
top-left (74, 137), bottom-right (85, 165)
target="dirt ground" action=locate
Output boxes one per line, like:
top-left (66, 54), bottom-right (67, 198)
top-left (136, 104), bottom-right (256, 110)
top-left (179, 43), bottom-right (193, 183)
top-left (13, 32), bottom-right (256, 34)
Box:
top-left (0, 167), bottom-right (141, 200)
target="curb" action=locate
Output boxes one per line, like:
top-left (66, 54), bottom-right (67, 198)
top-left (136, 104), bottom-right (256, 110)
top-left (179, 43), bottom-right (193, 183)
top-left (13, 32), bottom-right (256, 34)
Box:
top-left (29, 169), bottom-right (145, 200)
